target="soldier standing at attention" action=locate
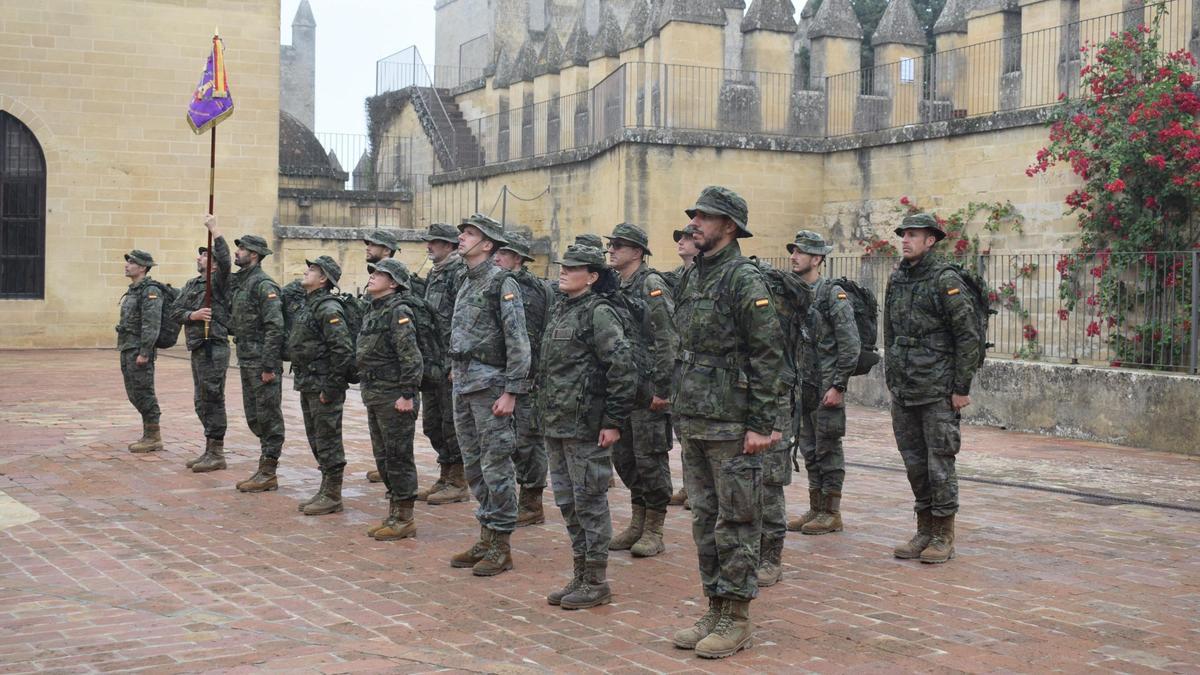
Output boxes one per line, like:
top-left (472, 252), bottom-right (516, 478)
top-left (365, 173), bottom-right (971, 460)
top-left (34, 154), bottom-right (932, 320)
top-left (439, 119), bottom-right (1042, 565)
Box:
top-left (886, 213), bottom-right (982, 564)
top-left (358, 258), bottom-right (424, 540)
top-left (494, 232), bottom-right (553, 527)
top-left (605, 223), bottom-right (677, 558)
top-left (785, 231), bottom-right (860, 542)
top-left (172, 215), bottom-right (233, 472)
top-left (230, 235), bottom-right (286, 493)
top-left (417, 222), bottom-right (469, 504)
top-left (447, 214), bottom-right (531, 576)
top-left (670, 186), bottom-right (786, 659)
top-left (667, 224), bottom-right (699, 509)
top-left (117, 249), bottom-right (164, 454)
top-left (288, 256), bottom-right (354, 516)
top-left (539, 245), bottom-right (635, 609)
top-left (362, 229), bottom-right (401, 484)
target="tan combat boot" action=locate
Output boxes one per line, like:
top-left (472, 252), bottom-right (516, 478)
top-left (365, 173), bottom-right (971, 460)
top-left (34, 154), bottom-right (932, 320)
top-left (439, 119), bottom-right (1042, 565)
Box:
top-left (303, 470), bottom-right (344, 516)
top-left (192, 439), bottom-right (226, 473)
top-left (366, 469), bottom-right (382, 483)
top-left (673, 597), bottom-right (724, 649)
top-left (427, 463), bottom-right (470, 505)
top-left (609, 504), bottom-right (645, 551)
top-left (373, 498), bottom-right (416, 541)
top-left (186, 439), bottom-right (211, 468)
top-left (129, 423), bottom-right (163, 453)
top-left (631, 508), bottom-right (666, 557)
top-left (515, 486), bottom-right (545, 527)
top-left (893, 509), bottom-right (934, 559)
top-left (920, 514), bottom-right (956, 564)
top-left (560, 561), bottom-right (611, 610)
top-left (695, 599), bottom-right (753, 659)
top-left (416, 463), bottom-right (449, 501)
top-left (297, 474), bottom-right (328, 511)
top-left (472, 530), bottom-right (513, 576)
top-left (669, 486), bottom-right (688, 506)
top-left (787, 488), bottom-right (823, 532)
top-left (756, 537), bottom-right (783, 587)
top-left (366, 493), bottom-right (391, 537)
top-left (450, 526), bottom-right (491, 568)
top-left (236, 457), bottom-right (278, 492)
top-left (802, 491), bottom-right (844, 535)
top-left (547, 556), bottom-right (586, 606)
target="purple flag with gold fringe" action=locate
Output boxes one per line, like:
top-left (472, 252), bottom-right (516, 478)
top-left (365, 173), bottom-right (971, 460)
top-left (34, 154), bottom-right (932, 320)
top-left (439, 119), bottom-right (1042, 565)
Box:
top-left (186, 35), bottom-right (234, 134)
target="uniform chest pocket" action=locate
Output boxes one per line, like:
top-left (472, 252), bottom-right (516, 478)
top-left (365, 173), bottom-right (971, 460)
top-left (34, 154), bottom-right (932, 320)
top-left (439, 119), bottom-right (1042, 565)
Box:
top-left (551, 327), bottom-right (573, 340)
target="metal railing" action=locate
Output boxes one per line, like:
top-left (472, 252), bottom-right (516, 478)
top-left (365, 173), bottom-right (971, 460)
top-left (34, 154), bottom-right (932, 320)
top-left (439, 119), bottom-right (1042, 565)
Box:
top-left (376, 47), bottom-right (486, 93)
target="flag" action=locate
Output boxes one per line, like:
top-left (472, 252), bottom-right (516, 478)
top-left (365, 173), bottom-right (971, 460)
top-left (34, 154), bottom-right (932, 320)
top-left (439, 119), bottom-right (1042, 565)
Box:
top-left (186, 35), bottom-right (234, 134)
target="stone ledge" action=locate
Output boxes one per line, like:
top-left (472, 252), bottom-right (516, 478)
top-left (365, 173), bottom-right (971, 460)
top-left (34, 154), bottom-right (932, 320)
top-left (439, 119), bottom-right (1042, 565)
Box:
top-left (274, 225), bottom-right (427, 242)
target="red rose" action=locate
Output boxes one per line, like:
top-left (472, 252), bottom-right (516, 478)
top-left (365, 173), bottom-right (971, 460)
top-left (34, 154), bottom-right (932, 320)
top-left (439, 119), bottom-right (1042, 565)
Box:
top-left (1104, 179), bottom-right (1126, 193)
top-left (900, 196), bottom-right (910, 206)
top-left (1086, 321), bottom-right (1101, 337)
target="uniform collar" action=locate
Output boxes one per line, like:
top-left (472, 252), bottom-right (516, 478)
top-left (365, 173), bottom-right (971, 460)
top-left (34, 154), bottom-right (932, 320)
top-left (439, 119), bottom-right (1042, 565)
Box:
top-left (466, 256), bottom-right (495, 279)
top-left (696, 240), bottom-right (742, 271)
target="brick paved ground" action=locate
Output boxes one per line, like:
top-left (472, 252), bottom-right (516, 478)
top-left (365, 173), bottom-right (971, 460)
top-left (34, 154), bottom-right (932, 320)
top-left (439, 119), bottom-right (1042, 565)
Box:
top-left (1, 349), bottom-right (1198, 674)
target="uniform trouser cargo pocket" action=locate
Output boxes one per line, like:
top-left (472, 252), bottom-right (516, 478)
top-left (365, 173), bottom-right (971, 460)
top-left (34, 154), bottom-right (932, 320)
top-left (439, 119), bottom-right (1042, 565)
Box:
top-left (718, 453), bottom-right (761, 524)
top-left (815, 406), bottom-right (846, 439)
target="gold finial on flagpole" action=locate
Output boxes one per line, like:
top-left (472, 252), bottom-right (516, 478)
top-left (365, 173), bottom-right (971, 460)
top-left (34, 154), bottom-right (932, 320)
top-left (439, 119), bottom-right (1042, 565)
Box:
top-left (214, 26), bottom-right (219, 37)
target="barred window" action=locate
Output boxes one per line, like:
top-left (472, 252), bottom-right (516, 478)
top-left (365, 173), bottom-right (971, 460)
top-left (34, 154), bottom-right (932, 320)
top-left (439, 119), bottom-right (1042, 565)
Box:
top-left (0, 112), bottom-right (46, 299)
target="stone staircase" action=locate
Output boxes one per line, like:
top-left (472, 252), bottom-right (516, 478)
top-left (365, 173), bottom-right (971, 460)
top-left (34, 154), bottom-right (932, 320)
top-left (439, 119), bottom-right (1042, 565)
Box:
top-left (410, 87), bottom-right (483, 171)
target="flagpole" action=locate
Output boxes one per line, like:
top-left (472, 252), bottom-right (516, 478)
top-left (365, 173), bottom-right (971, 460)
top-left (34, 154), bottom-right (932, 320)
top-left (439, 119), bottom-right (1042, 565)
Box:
top-left (202, 33), bottom-right (219, 340)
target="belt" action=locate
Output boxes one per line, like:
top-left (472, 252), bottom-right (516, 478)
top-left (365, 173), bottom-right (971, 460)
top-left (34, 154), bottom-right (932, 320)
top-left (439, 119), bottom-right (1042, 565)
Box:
top-left (677, 349), bottom-right (739, 370)
top-left (893, 336), bottom-right (919, 347)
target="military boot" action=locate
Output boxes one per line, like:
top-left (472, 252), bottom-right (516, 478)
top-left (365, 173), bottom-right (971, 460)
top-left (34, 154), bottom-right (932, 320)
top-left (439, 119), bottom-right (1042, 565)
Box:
top-left (515, 486), bottom-right (545, 527)
top-left (802, 491), bottom-right (843, 535)
top-left (186, 439), bottom-right (211, 468)
top-left (547, 556), bottom-right (586, 606)
top-left (297, 474), bottom-right (328, 511)
top-left (756, 537), bottom-right (783, 588)
top-left (374, 498), bottom-right (416, 541)
top-left (673, 597), bottom-right (724, 650)
top-left (192, 439), bottom-right (226, 473)
top-left (416, 462), bottom-right (449, 502)
top-left (427, 463), bottom-right (470, 505)
top-left (609, 504), bottom-right (645, 551)
top-left (787, 488), bottom-right (823, 532)
top-left (893, 509), bottom-right (934, 559)
top-left (128, 422), bottom-right (163, 453)
top-left (235, 457), bottom-right (278, 492)
top-left (367, 493), bottom-right (391, 537)
top-left (303, 470), bottom-right (344, 516)
top-left (669, 486), bottom-right (688, 506)
top-left (561, 561), bottom-right (612, 610)
top-left (631, 508), bottom-right (666, 557)
top-left (450, 526), bottom-right (491, 568)
top-left (472, 530), bottom-right (513, 576)
top-left (695, 599), bottom-right (753, 659)
top-left (366, 469), bottom-right (382, 483)
top-left (920, 514), bottom-right (956, 564)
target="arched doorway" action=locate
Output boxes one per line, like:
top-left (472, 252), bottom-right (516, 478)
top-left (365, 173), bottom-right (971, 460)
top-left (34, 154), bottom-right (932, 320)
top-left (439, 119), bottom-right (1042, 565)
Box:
top-left (0, 111), bottom-right (47, 299)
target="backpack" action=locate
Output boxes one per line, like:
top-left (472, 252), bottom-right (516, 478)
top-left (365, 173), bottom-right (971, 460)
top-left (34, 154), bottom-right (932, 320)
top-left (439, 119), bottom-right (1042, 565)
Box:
top-left (278, 279), bottom-right (307, 362)
top-left (591, 290), bottom-right (656, 409)
top-left (937, 262), bottom-right (995, 367)
top-left (393, 292), bottom-right (447, 387)
top-left (513, 271), bottom-right (552, 366)
top-left (409, 273), bottom-right (428, 298)
top-left (738, 258), bottom-right (808, 379)
top-left (819, 277), bottom-right (881, 376)
top-left (146, 280), bottom-right (182, 349)
top-left (311, 291), bottom-right (367, 384)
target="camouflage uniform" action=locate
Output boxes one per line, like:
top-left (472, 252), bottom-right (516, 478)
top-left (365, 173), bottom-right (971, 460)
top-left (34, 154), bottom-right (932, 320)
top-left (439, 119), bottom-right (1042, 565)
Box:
top-left (169, 238), bottom-right (232, 443)
top-left (230, 236), bottom-right (286, 466)
top-left (116, 250), bottom-right (163, 428)
top-left (421, 223), bottom-right (466, 470)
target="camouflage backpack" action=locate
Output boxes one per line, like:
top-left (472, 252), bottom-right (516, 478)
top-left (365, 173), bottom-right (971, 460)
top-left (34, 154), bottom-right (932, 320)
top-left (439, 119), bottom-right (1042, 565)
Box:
top-left (818, 277), bottom-right (881, 376)
top-left (589, 289), bottom-right (656, 409)
top-left (937, 261), bottom-right (995, 368)
top-left (278, 279), bottom-right (307, 362)
top-left (392, 292), bottom-right (447, 387)
top-left (143, 280), bottom-right (182, 349)
top-left (309, 292), bottom-right (367, 384)
top-left (731, 258), bottom-right (808, 379)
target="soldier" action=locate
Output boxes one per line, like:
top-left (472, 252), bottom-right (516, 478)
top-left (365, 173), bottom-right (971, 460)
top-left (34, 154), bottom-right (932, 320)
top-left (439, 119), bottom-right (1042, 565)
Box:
top-left (785, 231), bottom-right (860, 542)
top-left (287, 255), bottom-right (354, 516)
top-left (604, 223), bottom-right (677, 558)
top-left (670, 186), bottom-right (786, 659)
top-left (417, 222), bottom-right (470, 504)
top-left (117, 249), bottom-right (164, 453)
top-left (549, 234), bottom-right (607, 300)
top-left (230, 235), bottom-right (286, 493)
top-left (667, 223), bottom-right (698, 509)
top-left (358, 258), bottom-right (424, 540)
top-left (886, 213), bottom-right (982, 564)
top-left (447, 214), bottom-right (531, 577)
top-left (494, 232), bottom-right (553, 527)
top-left (172, 215), bottom-right (232, 472)
top-left (363, 228), bottom-right (402, 484)
top-left (539, 245), bottom-right (635, 610)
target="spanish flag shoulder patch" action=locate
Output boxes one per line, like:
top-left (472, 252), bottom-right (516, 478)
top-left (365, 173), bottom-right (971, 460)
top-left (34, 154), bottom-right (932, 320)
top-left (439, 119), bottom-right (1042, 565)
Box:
top-left (397, 317), bottom-right (411, 325)
top-left (837, 292), bottom-right (847, 300)
top-left (754, 298), bottom-right (770, 308)
top-left (947, 288), bottom-right (961, 296)
top-left (503, 292), bottom-right (515, 301)
top-left (267, 292), bottom-right (278, 299)
top-left (649, 289), bottom-right (663, 298)
top-left (329, 317), bottom-right (341, 324)
top-left (147, 293), bottom-right (158, 299)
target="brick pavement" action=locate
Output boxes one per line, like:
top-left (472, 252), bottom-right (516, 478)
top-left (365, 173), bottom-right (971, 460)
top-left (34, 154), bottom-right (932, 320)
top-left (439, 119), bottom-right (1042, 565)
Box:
top-left (0, 349), bottom-right (1198, 673)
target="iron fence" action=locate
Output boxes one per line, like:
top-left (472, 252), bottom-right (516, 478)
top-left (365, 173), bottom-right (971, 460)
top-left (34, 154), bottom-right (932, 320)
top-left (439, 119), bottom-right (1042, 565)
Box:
top-left (376, 46), bottom-right (486, 93)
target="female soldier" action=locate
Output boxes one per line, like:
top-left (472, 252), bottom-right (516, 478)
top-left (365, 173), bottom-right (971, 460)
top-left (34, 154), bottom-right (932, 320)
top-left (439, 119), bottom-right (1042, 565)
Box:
top-left (538, 245), bottom-right (636, 609)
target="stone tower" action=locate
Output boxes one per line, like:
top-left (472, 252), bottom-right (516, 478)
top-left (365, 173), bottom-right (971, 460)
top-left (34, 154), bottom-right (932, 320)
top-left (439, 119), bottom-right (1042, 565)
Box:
top-left (280, 0), bottom-right (316, 130)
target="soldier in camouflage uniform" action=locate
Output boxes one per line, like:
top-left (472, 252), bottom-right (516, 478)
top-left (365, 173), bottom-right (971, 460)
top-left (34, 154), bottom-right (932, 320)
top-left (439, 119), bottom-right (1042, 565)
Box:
top-left (886, 213), bottom-right (982, 564)
top-left (447, 214), bottom-right (531, 577)
top-left (418, 222), bottom-right (469, 504)
top-left (495, 232), bottom-right (553, 527)
top-left (362, 228), bottom-right (401, 484)
top-left (171, 215), bottom-right (232, 472)
top-left (785, 232), bottom-right (860, 544)
top-left (358, 258), bottom-right (424, 540)
top-left (671, 186), bottom-right (787, 659)
top-left (230, 235), bottom-right (287, 493)
top-left (539, 245), bottom-right (636, 610)
top-left (667, 224), bottom-right (699, 509)
top-left (287, 256), bottom-right (355, 516)
top-left (604, 223), bottom-right (677, 558)
top-left (117, 249), bottom-right (164, 454)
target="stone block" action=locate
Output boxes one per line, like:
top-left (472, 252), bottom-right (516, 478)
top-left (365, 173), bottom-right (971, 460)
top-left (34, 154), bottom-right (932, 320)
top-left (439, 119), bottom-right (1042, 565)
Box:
top-left (789, 89), bottom-right (826, 136)
top-left (854, 94), bottom-right (891, 133)
top-left (718, 80), bottom-right (762, 133)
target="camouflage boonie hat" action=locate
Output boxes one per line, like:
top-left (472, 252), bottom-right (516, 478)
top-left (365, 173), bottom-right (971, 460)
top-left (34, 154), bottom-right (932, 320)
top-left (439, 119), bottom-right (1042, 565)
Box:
top-left (498, 232), bottom-right (536, 262)
top-left (606, 222), bottom-right (652, 255)
top-left (458, 213), bottom-right (509, 245)
top-left (124, 249), bottom-right (155, 267)
top-left (363, 229), bottom-right (400, 251)
top-left (234, 234), bottom-right (272, 257)
top-left (556, 244), bottom-right (608, 268)
top-left (367, 258), bottom-right (410, 288)
top-left (305, 255), bottom-right (343, 284)
top-left (422, 222), bottom-right (459, 244)
top-left (686, 185), bottom-right (751, 238)
top-left (672, 224), bottom-right (697, 242)
top-left (574, 233), bottom-right (603, 249)
top-left (787, 230), bottom-right (834, 255)
top-left (894, 212), bottom-right (947, 241)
